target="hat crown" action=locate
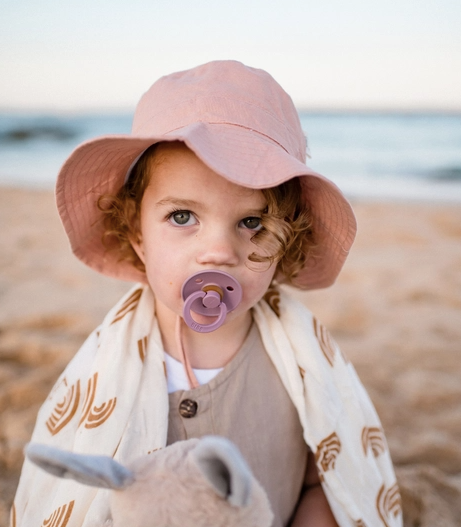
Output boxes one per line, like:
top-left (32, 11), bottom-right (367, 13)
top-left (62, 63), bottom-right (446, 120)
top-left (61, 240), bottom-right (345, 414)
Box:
top-left (132, 60), bottom-right (306, 162)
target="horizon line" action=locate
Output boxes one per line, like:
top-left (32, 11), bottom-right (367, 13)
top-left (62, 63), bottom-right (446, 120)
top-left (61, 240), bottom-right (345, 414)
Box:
top-left (1, 105), bottom-right (461, 116)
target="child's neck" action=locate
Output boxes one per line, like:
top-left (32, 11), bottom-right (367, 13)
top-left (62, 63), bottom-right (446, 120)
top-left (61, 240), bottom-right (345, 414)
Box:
top-left (155, 300), bottom-right (253, 369)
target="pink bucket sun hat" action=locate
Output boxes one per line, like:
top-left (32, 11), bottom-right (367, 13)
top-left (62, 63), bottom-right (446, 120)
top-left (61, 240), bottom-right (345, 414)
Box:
top-left (56, 60), bottom-right (356, 290)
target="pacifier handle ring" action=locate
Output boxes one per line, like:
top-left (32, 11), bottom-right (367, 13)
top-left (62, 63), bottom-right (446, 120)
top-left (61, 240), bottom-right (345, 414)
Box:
top-left (183, 290), bottom-right (228, 333)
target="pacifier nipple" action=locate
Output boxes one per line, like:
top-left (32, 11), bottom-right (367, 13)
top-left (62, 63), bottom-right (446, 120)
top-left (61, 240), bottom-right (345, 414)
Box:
top-left (202, 288), bottom-right (222, 308)
top-left (181, 271), bottom-right (242, 333)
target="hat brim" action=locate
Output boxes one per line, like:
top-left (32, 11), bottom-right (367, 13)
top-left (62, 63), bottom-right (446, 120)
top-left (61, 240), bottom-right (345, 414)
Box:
top-left (56, 122), bottom-right (356, 289)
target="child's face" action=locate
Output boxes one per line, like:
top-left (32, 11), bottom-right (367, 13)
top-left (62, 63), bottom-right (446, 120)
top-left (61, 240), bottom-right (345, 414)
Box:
top-left (132, 142), bottom-right (276, 328)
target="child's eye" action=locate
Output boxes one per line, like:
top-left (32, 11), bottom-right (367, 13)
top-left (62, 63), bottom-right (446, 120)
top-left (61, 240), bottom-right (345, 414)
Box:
top-left (169, 210), bottom-right (197, 226)
top-left (240, 217), bottom-right (263, 231)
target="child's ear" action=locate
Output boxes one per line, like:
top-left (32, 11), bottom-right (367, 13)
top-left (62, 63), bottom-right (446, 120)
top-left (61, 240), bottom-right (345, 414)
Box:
top-left (130, 234), bottom-right (146, 265)
top-left (192, 436), bottom-right (252, 507)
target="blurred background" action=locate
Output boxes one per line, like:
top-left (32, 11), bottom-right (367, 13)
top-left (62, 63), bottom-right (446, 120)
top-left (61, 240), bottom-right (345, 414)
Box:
top-left (1, 1), bottom-right (461, 525)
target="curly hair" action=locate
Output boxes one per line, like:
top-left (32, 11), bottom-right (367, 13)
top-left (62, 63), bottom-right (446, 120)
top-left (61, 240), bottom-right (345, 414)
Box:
top-left (98, 142), bottom-right (315, 285)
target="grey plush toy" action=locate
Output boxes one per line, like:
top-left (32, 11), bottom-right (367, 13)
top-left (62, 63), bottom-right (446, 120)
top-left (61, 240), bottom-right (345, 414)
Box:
top-left (26, 436), bottom-right (273, 527)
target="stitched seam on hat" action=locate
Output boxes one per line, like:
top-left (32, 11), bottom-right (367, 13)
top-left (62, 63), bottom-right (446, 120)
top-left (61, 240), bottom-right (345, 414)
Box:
top-left (135, 94), bottom-right (301, 144)
top-left (138, 94), bottom-right (297, 134)
top-left (204, 94), bottom-right (294, 128)
top-left (198, 94), bottom-right (298, 138)
top-left (167, 121), bottom-right (291, 155)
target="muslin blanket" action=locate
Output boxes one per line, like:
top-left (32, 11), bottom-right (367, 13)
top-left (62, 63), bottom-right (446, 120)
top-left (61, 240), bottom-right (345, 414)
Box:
top-left (12, 284), bottom-right (402, 527)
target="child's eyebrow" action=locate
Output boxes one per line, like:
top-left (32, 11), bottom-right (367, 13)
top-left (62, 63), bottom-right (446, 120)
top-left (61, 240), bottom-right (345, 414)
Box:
top-left (155, 197), bottom-right (201, 209)
top-left (155, 197), bottom-right (266, 216)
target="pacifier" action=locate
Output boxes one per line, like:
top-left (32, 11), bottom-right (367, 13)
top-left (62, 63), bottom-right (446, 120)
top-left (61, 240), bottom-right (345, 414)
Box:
top-left (181, 270), bottom-right (242, 333)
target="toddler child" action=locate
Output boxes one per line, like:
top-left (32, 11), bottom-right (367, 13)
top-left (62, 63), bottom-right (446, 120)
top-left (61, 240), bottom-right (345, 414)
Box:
top-left (12, 60), bottom-right (402, 527)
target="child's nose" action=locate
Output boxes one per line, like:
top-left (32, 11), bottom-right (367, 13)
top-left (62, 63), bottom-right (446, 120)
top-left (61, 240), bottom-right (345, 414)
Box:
top-left (195, 232), bottom-right (240, 267)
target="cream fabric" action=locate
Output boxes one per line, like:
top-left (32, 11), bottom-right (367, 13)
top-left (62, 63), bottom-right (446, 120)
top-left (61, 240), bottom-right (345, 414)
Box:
top-left (12, 284), bottom-right (402, 527)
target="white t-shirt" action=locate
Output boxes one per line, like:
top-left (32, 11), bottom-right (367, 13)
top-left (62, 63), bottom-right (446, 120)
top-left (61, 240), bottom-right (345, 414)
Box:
top-left (163, 352), bottom-right (223, 393)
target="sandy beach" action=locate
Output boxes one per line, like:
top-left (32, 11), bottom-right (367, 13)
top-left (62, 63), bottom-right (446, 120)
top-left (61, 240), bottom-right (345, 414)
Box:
top-left (1, 186), bottom-right (461, 526)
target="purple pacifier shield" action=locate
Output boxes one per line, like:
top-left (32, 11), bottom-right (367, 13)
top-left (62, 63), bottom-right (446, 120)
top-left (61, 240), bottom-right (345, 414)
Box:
top-left (181, 270), bottom-right (243, 332)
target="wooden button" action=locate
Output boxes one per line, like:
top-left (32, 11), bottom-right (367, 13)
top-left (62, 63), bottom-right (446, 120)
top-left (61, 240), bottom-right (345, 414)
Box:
top-left (179, 399), bottom-right (198, 418)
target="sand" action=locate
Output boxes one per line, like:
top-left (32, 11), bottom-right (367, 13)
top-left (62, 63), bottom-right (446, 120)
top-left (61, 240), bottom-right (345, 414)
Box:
top-left (1, 186), bottom-right (461, 526)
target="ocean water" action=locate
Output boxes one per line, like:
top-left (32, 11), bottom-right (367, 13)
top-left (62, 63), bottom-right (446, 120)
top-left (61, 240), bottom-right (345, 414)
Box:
top-left (1, 111), bottom-right (460, 202)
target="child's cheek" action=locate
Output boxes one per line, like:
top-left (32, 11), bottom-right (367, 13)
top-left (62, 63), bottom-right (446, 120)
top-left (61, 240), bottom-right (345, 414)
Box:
top-left (242, 268), bottom-right (276, 307)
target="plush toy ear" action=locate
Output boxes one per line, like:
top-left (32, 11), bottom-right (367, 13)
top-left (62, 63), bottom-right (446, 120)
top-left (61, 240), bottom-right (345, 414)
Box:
top-left (193, 436), bottom-right (252, 507)
top-left (25, 443), bottom-right (135, 490)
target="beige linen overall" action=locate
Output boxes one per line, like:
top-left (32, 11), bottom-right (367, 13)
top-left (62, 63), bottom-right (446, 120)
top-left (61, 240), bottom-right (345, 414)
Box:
top-left (168, 323), bottom-right (309, 527)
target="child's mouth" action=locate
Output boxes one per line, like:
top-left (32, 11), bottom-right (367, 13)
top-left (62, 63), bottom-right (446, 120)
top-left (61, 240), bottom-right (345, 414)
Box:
top-left (181, 270), bottom-right (242, 333)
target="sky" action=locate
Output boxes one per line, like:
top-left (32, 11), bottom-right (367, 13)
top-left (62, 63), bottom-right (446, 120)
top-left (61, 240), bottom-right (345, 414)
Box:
top-left (1, 0), bottom-right (460, 112)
